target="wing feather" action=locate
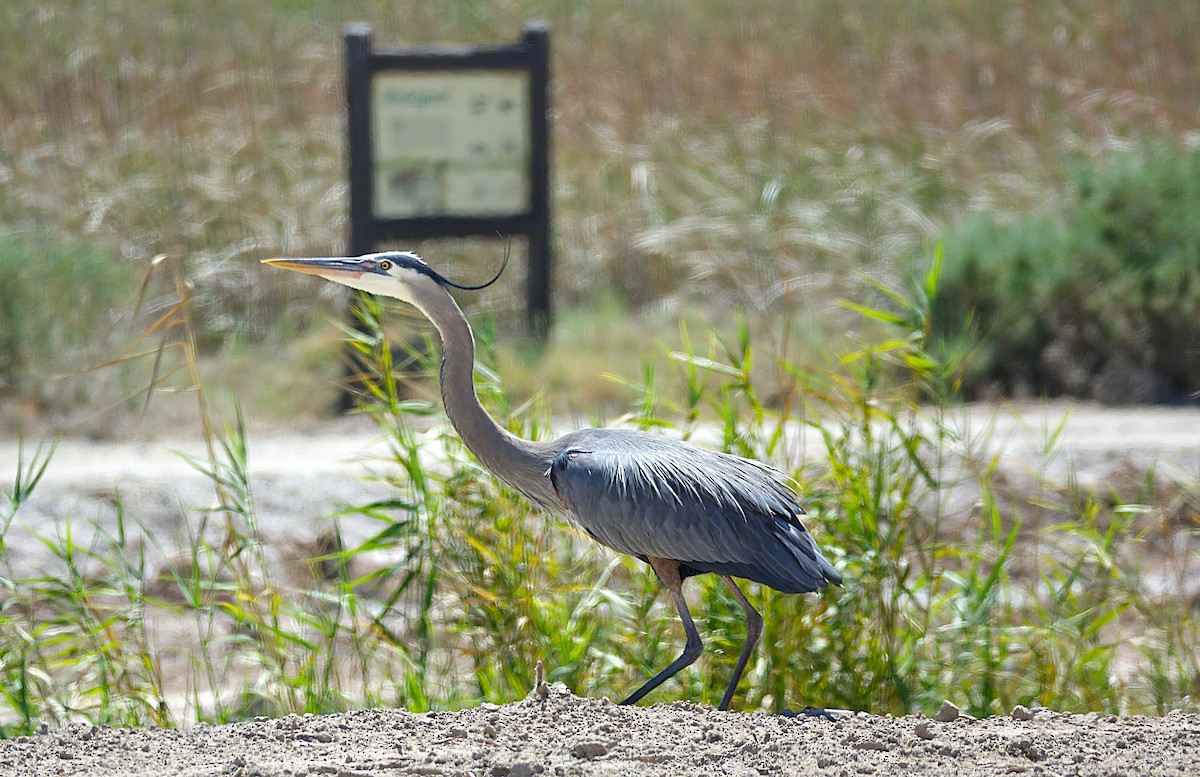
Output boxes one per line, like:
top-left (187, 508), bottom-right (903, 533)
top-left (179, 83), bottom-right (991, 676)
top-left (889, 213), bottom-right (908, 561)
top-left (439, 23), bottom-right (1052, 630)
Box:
top-left (548, 429), bottom-right (841, 593)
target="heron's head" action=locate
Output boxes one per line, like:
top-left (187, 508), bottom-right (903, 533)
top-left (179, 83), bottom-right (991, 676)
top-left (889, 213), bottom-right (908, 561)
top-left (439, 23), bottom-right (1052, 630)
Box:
top-left (262, 251), bottom-right (506, 308)
top-left (262, 251), bottom-right (441, 306)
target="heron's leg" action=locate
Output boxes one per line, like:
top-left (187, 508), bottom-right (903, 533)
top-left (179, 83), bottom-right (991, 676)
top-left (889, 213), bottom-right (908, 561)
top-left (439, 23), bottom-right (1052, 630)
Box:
top-left (718, 575), bottom-right (763, 711)
top-left (620, 556), bottom-right (703, 707)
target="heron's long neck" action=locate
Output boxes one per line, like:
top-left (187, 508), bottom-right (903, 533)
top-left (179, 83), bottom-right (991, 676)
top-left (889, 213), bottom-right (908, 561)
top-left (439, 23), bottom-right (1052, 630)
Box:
top-left (417, 288), bottom-right (556, 508)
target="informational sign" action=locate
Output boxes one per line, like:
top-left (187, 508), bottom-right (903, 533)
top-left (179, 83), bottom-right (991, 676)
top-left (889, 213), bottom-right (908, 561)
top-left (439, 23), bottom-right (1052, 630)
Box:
top-left (344, 22), bottom-right (552, 337)
top-left (372, 71), bottom-right (531, 219)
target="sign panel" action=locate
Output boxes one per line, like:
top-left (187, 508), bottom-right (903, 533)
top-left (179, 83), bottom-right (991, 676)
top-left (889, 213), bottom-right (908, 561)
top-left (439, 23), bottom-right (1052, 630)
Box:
top-left (344, 21), bottom-right (551, 339)
top-left (371, 71), bottom-right (531, 219)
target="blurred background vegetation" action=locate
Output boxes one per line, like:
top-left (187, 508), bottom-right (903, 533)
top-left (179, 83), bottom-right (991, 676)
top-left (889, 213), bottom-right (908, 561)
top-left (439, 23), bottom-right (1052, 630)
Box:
top-left (1, 0), bottom-right (1198, 430)
top-left (0, 0), bottom-right (1199, 733)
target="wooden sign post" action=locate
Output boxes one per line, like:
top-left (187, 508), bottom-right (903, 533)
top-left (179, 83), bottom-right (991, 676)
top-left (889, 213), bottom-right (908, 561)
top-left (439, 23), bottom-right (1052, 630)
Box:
top-left (344, 22), bottom-right (552, 335)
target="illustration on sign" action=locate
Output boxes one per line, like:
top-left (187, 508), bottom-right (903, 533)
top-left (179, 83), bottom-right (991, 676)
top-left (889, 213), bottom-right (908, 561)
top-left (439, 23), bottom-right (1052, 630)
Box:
top-left (371, 71), bottom-right (531, 218)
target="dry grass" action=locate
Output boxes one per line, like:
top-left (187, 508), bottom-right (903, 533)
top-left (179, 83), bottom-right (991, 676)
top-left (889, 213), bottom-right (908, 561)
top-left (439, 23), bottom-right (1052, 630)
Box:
top-left (3, 1), bottom-right (1196, 310)
top-left (4, 1), bottom-right (1197, 425)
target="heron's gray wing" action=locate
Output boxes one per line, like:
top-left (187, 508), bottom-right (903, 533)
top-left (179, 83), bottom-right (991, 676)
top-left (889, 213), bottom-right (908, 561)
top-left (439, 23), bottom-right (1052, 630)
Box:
top-left (548, 431), bottom-right (841, 593)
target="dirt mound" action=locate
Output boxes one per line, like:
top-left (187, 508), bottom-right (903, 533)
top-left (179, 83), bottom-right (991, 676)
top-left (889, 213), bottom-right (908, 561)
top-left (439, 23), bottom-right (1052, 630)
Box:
top-left (2, 688), bottom-right (1197, 776)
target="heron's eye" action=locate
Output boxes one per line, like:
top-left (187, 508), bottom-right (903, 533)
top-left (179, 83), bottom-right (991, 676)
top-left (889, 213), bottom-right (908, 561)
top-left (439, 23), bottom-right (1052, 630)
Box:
top-left (379, 259), bottom-right (393, 271)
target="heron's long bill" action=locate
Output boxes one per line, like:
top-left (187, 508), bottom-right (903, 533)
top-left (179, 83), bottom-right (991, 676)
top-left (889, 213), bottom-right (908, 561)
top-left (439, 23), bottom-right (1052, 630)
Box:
top-left (262, 257), bottom-right (364, 279)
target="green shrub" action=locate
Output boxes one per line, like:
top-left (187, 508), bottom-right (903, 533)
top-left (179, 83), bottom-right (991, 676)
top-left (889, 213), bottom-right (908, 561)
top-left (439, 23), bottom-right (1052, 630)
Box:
top-left (931, 142), bottom-right (1200, 403)
top-left (0, 231), bottom-right (134, 403)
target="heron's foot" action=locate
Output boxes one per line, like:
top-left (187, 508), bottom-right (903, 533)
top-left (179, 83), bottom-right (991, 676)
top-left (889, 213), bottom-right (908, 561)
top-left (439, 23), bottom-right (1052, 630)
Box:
top-left (779, 705), bottom-right (854, 720)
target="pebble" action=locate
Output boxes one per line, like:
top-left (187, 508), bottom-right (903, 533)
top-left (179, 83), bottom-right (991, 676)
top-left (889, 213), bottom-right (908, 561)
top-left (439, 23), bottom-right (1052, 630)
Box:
top-left (934, 701), bottom-right (960, 723)
top-left (1012, 705), bottom-right (1034, 721)
top-left (1006, 736), bottom-right (1046, 761)
top-left (570, 741), bottom-right (608, 759)
top-left (914, 721), bottom-right (935, 740)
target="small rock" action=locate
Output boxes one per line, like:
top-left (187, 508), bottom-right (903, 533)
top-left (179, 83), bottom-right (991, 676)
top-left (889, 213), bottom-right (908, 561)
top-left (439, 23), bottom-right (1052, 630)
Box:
top-left (570, 741), bottom-right (608, 760)
top-left (1007, 736), bottom-right (1046, 761)
top-left (914, 721), bottom-right (935, 740)
top-left (934, 701), bottom-right (960, 723)
top-left (1012, 705), bottom-right (1034, 721)
top-left (852, 740), bottom-right (889, 751)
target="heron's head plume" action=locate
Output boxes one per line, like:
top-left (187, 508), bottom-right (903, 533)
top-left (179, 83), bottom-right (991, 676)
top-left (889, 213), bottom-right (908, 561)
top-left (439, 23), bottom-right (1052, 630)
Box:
top-left (261, 251), bottom-right (507, 307)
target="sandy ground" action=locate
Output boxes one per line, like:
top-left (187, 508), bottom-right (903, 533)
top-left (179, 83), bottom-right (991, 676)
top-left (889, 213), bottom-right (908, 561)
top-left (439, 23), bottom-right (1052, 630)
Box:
top-left (1, 402), bottom-right (1198, 775)
top-left (1, 687), bottom-right (1198, 776)
top-left (4, 402), bottom-right (1197, 583)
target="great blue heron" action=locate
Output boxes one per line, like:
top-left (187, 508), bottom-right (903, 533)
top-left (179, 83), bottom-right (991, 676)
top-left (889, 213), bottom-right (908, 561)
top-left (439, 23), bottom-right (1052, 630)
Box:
top-left (264, 250), bottom-right (842, 711)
